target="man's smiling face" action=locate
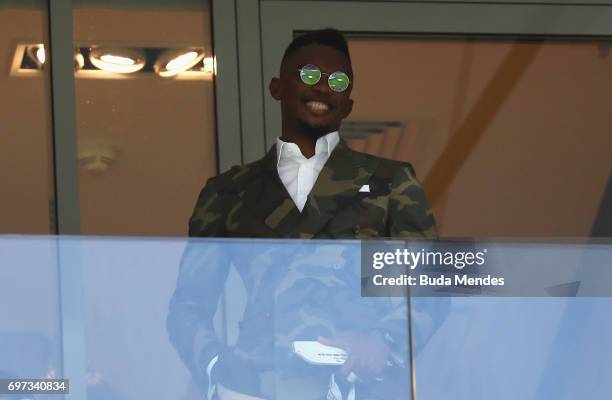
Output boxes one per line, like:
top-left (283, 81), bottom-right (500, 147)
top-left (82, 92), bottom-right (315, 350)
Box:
top-left (270, 44), bottom-right (354, 139)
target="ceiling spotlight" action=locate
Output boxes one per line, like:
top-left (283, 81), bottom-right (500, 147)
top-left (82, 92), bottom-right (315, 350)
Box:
top-left (203, 56), bottom-right (215, 75)
top-left (26, 44), bottom-right (46, 67)
top-left (36, 46), bottom-right (46, 64)
top-left (155, 49), bottom-right (204, 77)
top-left (74, 51), bottom-right (85, 70)
top-left (89, 48), bottom-right (146, 74)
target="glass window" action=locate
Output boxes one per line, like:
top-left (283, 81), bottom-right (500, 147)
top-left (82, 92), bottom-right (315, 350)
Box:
top-left (345, 37), bottom-right (612, 237)
top-left (0, 0), bottom-right (55, 234)
top-left (73, 0), bottom-right (216, 236)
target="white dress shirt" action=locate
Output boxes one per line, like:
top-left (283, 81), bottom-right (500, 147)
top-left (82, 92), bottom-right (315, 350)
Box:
top-left (276, 131), bottom-right (340, 212)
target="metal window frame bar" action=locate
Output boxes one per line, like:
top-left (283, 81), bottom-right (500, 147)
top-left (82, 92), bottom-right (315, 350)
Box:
top-left (236, 0), bottom-right (267, 162)
top-left (48, 2), bottom-right (87, 399)
top-left (54, 238), bottom-right (88, 400)
top-left (48, 0), bottom-right (80, 235)
top-left (212, 0), bottom-right (243, 172)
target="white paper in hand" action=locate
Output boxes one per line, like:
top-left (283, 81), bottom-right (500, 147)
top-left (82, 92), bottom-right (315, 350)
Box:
top-left (292, 341), bottom-right (348, 365)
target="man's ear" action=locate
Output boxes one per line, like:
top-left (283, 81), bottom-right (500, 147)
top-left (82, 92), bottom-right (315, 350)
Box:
top-left (269, 77), bottom-right (281, 100)
top-left (342, 98), bottom-right (354, 119)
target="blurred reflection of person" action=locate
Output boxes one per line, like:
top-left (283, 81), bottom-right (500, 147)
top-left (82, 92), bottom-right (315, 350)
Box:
top-left (168, 28), bottom-right (439, 400)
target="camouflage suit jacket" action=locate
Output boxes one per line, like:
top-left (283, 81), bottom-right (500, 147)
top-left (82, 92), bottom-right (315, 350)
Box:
top-left (188, 139), bottom-right (436, 239)
top-left (167, 140), bottom-right (437, 397)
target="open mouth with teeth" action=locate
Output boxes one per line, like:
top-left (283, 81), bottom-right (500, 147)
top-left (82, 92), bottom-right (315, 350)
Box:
top-left (305, 100), bottom-right (332, 116)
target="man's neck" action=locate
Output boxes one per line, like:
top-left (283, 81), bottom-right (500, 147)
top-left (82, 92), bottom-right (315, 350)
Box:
top-left (280, 124), bottom-right (339, 158)
top-left (279, 133), bottom-right (317, 158)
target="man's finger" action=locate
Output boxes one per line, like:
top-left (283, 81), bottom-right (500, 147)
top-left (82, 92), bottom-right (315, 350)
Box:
top-left (340, 354), bottom-right (358, 376)
top-left (317, 336), bottom-right (332, 345)
top-left (317, 335), bottom-right (349, 350)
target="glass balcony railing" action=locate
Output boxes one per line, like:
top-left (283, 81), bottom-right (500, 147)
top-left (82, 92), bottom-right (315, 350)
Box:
top-left (1, 236), bottom-right (610, 400)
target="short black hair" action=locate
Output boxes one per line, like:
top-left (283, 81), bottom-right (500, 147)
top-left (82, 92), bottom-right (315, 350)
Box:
top-left (281, 28), bottom-right (352, 71)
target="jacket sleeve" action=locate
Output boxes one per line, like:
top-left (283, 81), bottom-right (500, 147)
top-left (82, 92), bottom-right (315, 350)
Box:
top-left (388, 164), bottom-right (438, 239)
top-left (188, 177), bottom-right (229, 237)
top-left (166, 178), bottom-right (231, 393)
top-left (381, 164), bottom-right (439, 362)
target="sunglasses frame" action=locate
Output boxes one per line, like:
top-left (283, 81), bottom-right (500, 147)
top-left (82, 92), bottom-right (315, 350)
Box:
top-left (297, 64), bottom-right (351, 92)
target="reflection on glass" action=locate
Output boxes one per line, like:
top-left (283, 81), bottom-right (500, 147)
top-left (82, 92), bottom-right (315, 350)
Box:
top-left (345, 38), bottom-right (612, 238)
top-left (0, 1), bottom-right (55, 234)
top-left (73, 1), bottom-right (217, 236)
top-left (168, 239), bottom-right (413, 399)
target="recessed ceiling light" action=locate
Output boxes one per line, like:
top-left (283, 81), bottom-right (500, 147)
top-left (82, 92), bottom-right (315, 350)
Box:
top-left (89, 48), bottom-right (146, 74)
top-left (26, 44), bottom-right (46, 67)
top-left (155, 49), bottom-right (204, 77)
top-left (36, 46), bottom-right (46, 64)
top-left (14, 43), bottom-right (211, 80)
top-left (203, 56), bottom-right (215, 75)
top-left (74, 51), bottom-right (85, 70)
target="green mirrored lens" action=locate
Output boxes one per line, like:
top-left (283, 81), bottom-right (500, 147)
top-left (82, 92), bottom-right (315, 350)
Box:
top-left (328, 71), bottom-right (350, 92)
top-left (300, 64), bottom-right (321, 85)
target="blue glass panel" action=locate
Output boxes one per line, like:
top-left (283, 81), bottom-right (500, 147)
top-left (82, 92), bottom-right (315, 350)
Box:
top-left (1, 236), bottom-right (610, 400)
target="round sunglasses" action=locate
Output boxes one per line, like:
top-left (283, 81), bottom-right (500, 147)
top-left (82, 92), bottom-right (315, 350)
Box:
top-left (298, 64), bottom-right (351, 92)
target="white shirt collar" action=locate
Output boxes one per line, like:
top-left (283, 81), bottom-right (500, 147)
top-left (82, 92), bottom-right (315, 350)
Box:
top-left (276, 131), bottom-right (340, 165)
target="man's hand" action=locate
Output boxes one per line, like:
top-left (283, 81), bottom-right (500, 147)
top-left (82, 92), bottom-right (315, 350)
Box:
top-left (318, 331), bottom-right (390, 379)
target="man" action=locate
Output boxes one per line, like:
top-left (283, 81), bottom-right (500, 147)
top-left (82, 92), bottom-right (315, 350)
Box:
top-left (168, 29), bottom-right (437, 400)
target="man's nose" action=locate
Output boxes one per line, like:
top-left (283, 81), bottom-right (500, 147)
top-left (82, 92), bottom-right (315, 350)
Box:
top-left (312, 77), bottom-right (332, 94)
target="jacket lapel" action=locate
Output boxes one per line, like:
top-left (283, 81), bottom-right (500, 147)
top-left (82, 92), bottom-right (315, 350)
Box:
top-left (289, 140), bottom-right (379, 239)
top-left (240, 145), bottom-right (303, 237)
